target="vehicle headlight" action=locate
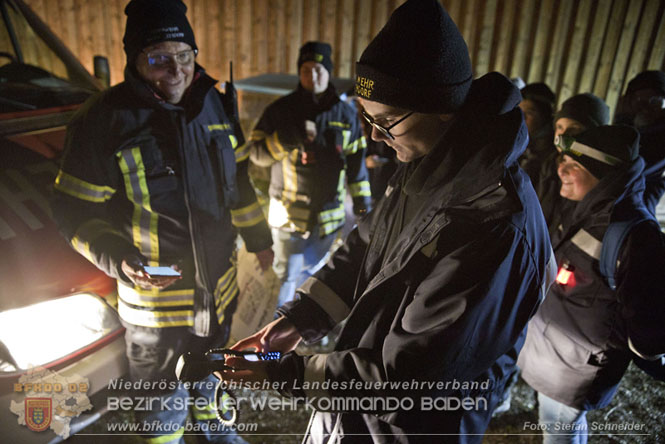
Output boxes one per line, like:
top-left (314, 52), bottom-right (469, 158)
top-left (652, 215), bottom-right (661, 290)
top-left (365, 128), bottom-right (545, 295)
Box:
top-left (0, 293), bottom-right (121, 371)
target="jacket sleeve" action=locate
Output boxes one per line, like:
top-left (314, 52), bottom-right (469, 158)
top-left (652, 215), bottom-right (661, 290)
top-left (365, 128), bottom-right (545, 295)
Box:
top-left (616, 220), bottom-right (665, 359)
top-left (248, 104), bottom-right (304, 167)
top-left (231, 146), bottom-right (273, 253)
top-left (343, 117), bottom-right (372, 215)
top-left (52, 108), bottom-right (139, 284)
top-left (273, 221), bottom-right (544, 412)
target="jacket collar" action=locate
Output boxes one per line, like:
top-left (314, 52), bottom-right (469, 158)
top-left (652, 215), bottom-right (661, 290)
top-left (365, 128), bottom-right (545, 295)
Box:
top-left (295, 83), bottom-right (340, 111)
top-left (403, 72), bottom-right (526, 208)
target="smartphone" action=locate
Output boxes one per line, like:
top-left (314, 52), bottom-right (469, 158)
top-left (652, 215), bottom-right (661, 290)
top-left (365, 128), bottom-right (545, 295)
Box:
top-left (216, 350), bottom-right (281, 361)
top-left (144, 266), bottom-right (181, 278)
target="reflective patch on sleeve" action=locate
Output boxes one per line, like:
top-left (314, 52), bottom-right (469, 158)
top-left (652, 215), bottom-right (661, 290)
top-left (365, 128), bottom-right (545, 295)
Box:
top-left (215, 265), bottom-right (239, 325)
top-left (231, 201), bottom-right (265, 228)
top-left (71, 218), bottom-right (124, 262)
top-left (207, 123), bottom-right (232, 132)
top-left (118, 298), bottom-right (194, 328)
top-left (298, 277), bottom-right (350, 324)
top-left (349, 181), bottom-right (371, 198)
top-left (54, 170), bottom-right (115, 203)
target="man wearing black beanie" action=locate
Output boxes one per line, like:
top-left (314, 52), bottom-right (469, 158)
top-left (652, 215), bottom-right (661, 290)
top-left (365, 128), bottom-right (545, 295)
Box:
top-left (248, 41), bottom-right (371, 310)
top-left (53, 1), bottom-right (273, 442)
top-left (614, 70), bottom-right (665, 217)
top-left (222, 1), bottom-right (555, 442)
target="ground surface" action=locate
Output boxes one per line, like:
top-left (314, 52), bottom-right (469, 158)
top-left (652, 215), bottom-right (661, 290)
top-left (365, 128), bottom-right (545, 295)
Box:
top-left (69, 341), bottom-right (664, 444)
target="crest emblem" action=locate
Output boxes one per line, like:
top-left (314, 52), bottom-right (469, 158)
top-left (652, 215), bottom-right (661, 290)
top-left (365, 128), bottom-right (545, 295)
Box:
top-left (25, 398), bottom-right (51, 432)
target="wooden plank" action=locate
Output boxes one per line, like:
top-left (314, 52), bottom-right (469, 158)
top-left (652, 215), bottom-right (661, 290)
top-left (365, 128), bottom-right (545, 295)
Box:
top-left (43, 0), bottom-right (63, 75)
top-left (559, 0), bottom-right (592, 104)
top-left (605, 0), bottom-right (644, 114)
top-left (204, 0), bottom-right (222, 81)
top-left (236, 0), bottom-right (253, 79)
top-left (545, 0), bottom-right (575, 98)
top-left (593, 0), bottom-right (630, 100)
top-left (286, 0), bottom-right (304, 74)
top-left (528, 0), bottom-right (555, 83)
top-left (191, 0), bottom-right (207, 66)
top-left (57, 0), bottom-right (78, 57)
top-left (337, 0), bottom-right (355, 78)
top-left (510, 0), bottom-right (536, 79)
top-left (647, 9), bottom-right (665, 70)
top-left (272, 0), bottom-right (287, 74)
top-left (475, 0), bottom-right (498, 76)
top-left (625, 0), bottom-right (661, 82)
top-left (493, 0), bottom-right (517, 76)
top-left (371, 0), bottom-right (389, 38)
top-left (254, 0), bottom-right (269, 74)
top-left (222, 0), bottom-right (237, 79)
top-left (353, 0), bottom-right (372, 66)
top-left (578, 0), bottom-right (612, 94)
top-left (461, 0), bottom-right (479, 62)
top-left (302, 0), bottom-right (320, 42)
top-left (73, 0), bottom-right (93, 75)
top-left (319, 0), bottom-right (337, 52)
top-left (445, 0), bottom-right (464, 27)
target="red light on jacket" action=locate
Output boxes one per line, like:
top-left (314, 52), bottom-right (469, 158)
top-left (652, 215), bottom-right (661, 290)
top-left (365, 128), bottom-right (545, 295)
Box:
top-left (556, 262), bottom-right (575, 286)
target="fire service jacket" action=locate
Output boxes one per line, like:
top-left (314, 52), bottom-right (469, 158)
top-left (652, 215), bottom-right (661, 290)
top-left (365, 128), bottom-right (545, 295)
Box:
top-left (519, 156), bottom-right (665, 410)
top-left (249, 84), bottom-right (371, 237)
top-left (53, 66), bottom-right (272, 336)
top-left (269, 73), bottom-right (557, 443)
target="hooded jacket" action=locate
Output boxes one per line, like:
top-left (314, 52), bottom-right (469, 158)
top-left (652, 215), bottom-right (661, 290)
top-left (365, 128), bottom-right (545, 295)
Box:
top-left (249, 84), bottom-right (371, 237)
top-left (53, 65), bottom-right (272, 336)
top-left (518, 155), bottom-right (665, 410)
top-left (269, 73), bottom-right (556, 443)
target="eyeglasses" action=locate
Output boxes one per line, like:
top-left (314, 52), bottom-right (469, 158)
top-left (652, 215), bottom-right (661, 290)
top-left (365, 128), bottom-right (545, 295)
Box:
top-left (143, 49), bottom-right (197, 68)
top-left (361, 109), bottom-right (414, 140)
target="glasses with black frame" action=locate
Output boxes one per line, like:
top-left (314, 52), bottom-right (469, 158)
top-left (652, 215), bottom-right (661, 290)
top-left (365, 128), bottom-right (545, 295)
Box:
top-left (143, 48), bottom-right (198, 68)
top-left (361, 109), bottom-right (414, 140)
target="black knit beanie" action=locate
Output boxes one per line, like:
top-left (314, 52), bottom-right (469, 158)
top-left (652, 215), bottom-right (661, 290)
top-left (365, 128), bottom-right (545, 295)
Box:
top-left (521, 82), bottom-right (556, 118)
top-left (555, 93), bottom-right (610, 129)
top-left (123, 0), bottom-right (197, 63)
top-left (298, 41), bottom-right (333, 74)
top-left (355, 0), bottom-right (472, 113)
top-left (626, 70), bottom-right (665, 96)
top-left (567, 125), bottom-right (639, 179)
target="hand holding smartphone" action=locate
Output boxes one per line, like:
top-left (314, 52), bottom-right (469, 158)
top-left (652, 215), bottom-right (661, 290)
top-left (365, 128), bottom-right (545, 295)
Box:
top-left (143, 266), bottom-right (182, 278)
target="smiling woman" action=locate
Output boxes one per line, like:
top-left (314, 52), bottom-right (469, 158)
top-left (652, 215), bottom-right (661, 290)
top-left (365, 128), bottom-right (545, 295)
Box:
top-left (135, 41), bottom-right (196, 104)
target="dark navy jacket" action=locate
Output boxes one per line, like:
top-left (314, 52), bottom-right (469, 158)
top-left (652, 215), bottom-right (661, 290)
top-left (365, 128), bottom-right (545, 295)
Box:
top-left (271, 73), bottom-right (556, 443)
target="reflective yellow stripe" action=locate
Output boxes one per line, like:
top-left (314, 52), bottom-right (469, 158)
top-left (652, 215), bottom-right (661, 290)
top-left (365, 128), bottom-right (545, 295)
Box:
top-left (229, 134), bottom-right (238, 149)
top-left (145, 426), bottom-right (185, 444)
top-left (320, 219), bottom-right (344, 236)
top-left (118, 299), bottom-right (194, 328)
top-left (71, 218), bottom-right (124, 263)
top-left (318, 205), bottom-right (345, 223)
top-left (249, 129), bottom-right (266, 141)
top-left (349, 181), bottom-right (371, 197)
top-left (281, 150), bottom-right (299, 203)
top-left (214, 266), bottom-right (239, 325)
top-left (118, 283), bottom-right (195, 308)
top-left (231, 201), bottom-right (265, 228)
top-left (117, 148), bottom-right (160, 263)
top-left (54, 170), bottom-right (115, 203)
top-left (192, 400), bottom-right (219, 420)
top-left (208, 123), bottom-right (231, 131)
top-left (235, 142), bottom-right (250, 162)
top-left (266, 132), bottom-right (287, 159)
top-left (329, 121), bottom-right (350, 129)
top-left (344, 135), bottom-right (367, 154)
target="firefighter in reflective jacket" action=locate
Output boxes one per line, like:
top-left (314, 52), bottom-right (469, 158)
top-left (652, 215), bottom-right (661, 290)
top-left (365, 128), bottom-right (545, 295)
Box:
top-left (249, 42), bottom-right (372, 308)
top-left (52, 1), bottom-right (271, 442)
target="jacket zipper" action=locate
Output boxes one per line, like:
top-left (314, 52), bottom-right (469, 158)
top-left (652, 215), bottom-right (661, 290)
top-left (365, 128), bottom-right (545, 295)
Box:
top-left (176, 113), bottom-right (212, 336)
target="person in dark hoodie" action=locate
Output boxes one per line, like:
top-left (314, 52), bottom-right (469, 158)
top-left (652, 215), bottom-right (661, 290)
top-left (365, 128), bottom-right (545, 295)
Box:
top-left (52, 0), bottom-right (273, 442)
top-left (518, 125), bottom-right (665, 444)
top-left (248, 41), bottom-right (372, 310)
top-left (614, 70), bottom-right (665, 217)
top-left (219, 1), bottom-right (556, 442)
top-left (519, 82), bottom-right (557, 185)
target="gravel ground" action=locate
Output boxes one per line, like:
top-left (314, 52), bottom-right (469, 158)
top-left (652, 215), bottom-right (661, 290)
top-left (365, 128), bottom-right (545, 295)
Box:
top-left (71, 344), bottom-right (664, 444)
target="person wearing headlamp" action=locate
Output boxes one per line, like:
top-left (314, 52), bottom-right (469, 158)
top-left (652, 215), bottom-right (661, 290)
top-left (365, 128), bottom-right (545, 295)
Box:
top-left (518, 125), bottom-right (665, 443)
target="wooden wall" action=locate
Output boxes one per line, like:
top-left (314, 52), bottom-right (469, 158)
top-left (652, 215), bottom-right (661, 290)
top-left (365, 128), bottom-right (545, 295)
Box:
top-left (22, 0), bottom-right (665, 115)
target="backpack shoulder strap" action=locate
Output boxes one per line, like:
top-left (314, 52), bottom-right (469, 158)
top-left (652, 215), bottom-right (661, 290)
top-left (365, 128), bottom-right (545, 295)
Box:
top-left (599, 207), bottom-right (655, 290)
